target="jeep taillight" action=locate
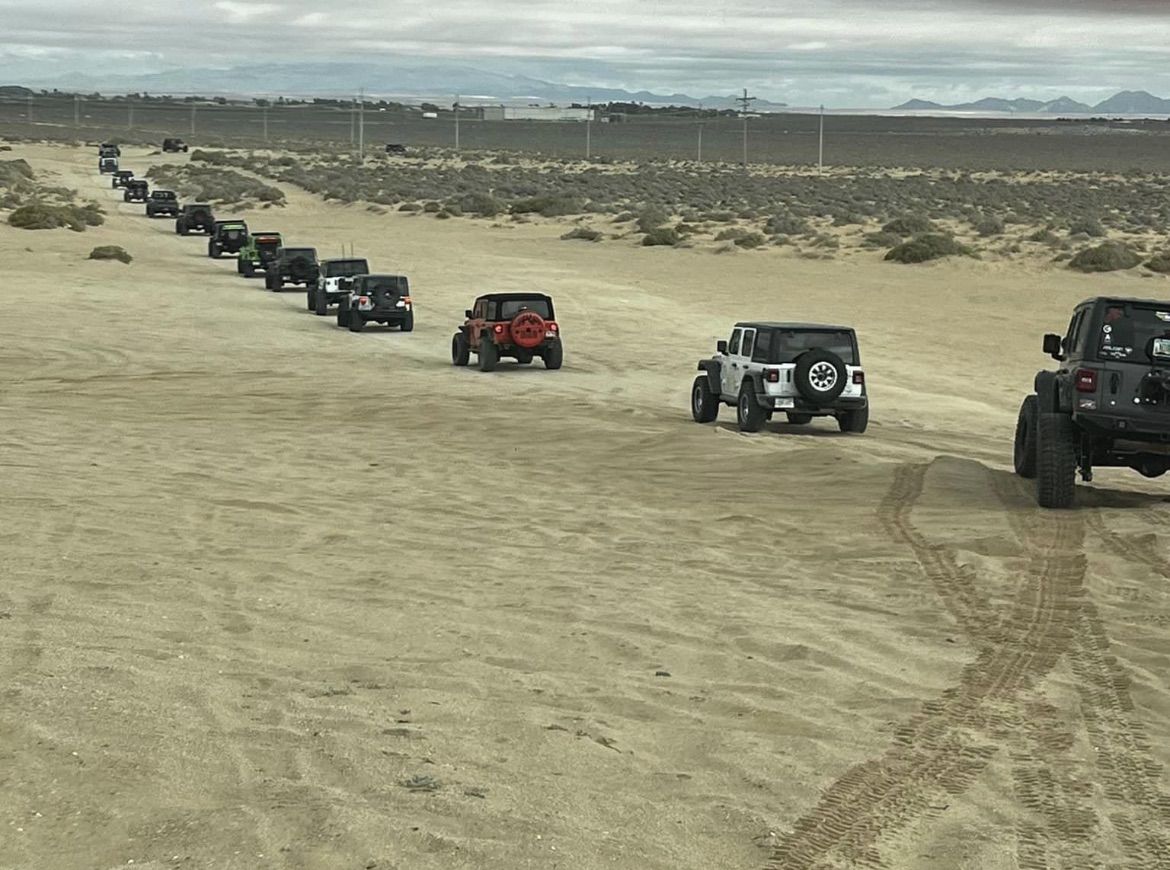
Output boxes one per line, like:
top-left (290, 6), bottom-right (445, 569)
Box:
top-left (764, 368), bottom-right (780, 383)
top-left (853, 371), bottom-right (865, 385)
top-left (494, 324), bottom-right (505, 334)
top-left (402, 296), bottom-right (412, 304)
top-left (548, 322), bottom-right (558, 331)
top-left (1075, 368), bottom-right (1098, 392)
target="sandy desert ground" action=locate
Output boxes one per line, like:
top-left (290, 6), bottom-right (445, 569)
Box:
top-left (2, 143), bottom-right (1170, 870)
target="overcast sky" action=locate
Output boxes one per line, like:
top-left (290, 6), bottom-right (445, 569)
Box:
top-left (1, 0), bottom-right (1170, 105)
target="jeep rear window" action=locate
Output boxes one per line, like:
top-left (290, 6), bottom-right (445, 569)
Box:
top-left (773, 330), bottom-right (857, 365)
top-left (498, 299), bottom-right (552, 319)
top-left (284, 248), bottom-right (316, 257)
top-left (153, 192), bottom-right (176, 200)
top-left (365, 277), bottom-right (409, 294)
top-left (1097, 305), bottom-right (1170, 362)
top-left (324, 260), bottom-right (370, 278)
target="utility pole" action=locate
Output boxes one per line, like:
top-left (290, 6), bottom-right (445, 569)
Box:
top-left (358, 88), bottom-right (365, 161)
top-left (697, 123), bottom-right (703, 163)
top-left (349, 100), bottom-right (355, 146)
top-left (263, 104), bottom-right (269, 142)
top-left (818, 104), bottom-right (825, 175)
top-left (190, 104), bottom-right (196, 136)
top-left (128, 100), bottom-right (134, 130)
top-left (454, 94), bottom-right (460, 151)
top-left (73, 94), bottom-right (80, 128)
top-left (736, 87), bottom-right (756, 170)
top-left (585, 96), bottom-right (592, 160)
top-left (26, 95), bottom-right (32, 123)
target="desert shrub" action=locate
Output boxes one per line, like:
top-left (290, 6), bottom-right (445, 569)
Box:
top-left (702, 210), bottom-right (736, 222)
top-left (435, 210), bottom-right (453, 220)
top-left (715, 227), bottom-right (750, 242)
top-left (88, 245), bottom-right (132, 264)
top-left (884, 234), bottom-right (971, 264)
top-left (642, 227), bottom-right (680, 247)
top-left (863, 230), bottom-right (903, 248)
top-left (0, 158), bottom-right (34, 188)
top-left (422, 201), bottom-right (442, 213)
top-left (613, 211), bottom-right (636, 223)
top-left (144, 164), bottom-right (284, 207)
top-left (973, 215), bottom-right (1005, 237)
top-left (1069, 242), bottom-right (1141, 273)
top-left (190, 149), bottom-right (234, 166)
top-left (636, 205), bottom-right (670, 233)
top-left (1144, 254), bottom-right (1170, 274)
top-left (8, 201), bottom-right (103, 231)
top-left (734, 231), bottom-right (766, 249)
top-left (1027, 228), bottom-right (1060, 245)
top-left (561, 227), bottom-right (601, 242)
top-left (766, 213), bottom-right (811, 236)
top-left (398, 202), bottom-right (422, 212)
top-left (458, 191), bottom-right (504, 216)
top-left (510, 194), bottom-right (585, 217)
top-left (810, 233), bottom-right (840, 249)
top-left (831, 213), bottom-right (865, 227)
top-left (1067, 217), bottom-right (1106, 238)
top-left (882, 215), bottom-right (937, 236)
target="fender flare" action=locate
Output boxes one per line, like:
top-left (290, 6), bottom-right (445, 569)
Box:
top-left (1034, 371), bottom-right (1059, 413)
top-left (697, 359), bottom-right (722, 394)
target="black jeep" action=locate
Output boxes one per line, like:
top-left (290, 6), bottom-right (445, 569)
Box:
top-left (162, 138), bottom-right (189, 153)
top-left (176, 203), bottom-right (215, 236)
top-left (265, 247), bottom-right (319, 291)
top-left (98, 156), bottom-right (118, 174)
top-left (1015, 296), bottom-right (1170, 508)
top-left (99, 143), bottom-right (121, 157)
top-left (207, 220), bottom-right (249, 258)
top-left (123, 179), bottom-right (149, 203)
top-left (337, 275), bottom-right (413, 332)
top-left (145, 190), bottom-right (179, 218)
top-left (111, 169), bottom-right (134, 189)
top-left (385, 143), bottom-right (407, 155)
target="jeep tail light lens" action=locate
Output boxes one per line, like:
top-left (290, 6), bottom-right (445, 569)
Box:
top-left (853, 371), bottom-right (865, 385)
top-left (494, 324), bottom-right (505, 334)
top-left (1075, 368), bottom-right (1098, 393)
top-left (548, 322), bottom-right (558, 331)
top-left (358, 296), bottom-right (370, 304)
top-left (765, 368), bottom-right (780, 383)
top-left (402, 296), bottom-right (412, 304)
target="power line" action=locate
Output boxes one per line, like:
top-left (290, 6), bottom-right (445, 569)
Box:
top-left (736, 87), bottom-right (756, 169)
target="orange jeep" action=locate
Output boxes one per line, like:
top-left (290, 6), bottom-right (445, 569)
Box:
top-left (452, 292), bottom-right (563, 372)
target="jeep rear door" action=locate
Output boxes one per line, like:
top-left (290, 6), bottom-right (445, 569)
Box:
top-left (721, 328), bottom-right (752, 397)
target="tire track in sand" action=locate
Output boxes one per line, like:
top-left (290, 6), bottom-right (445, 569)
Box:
top-left (767, 462), bottom-right (1087, 870)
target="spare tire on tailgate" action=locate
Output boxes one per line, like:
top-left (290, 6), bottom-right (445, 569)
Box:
top-left (794, 349), bottom-right (847, 404)
top-left (288, 256), bottom-right (316, 283)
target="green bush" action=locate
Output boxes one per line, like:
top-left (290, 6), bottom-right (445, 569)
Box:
top-left (8, 201), bottom-right (103, 231)
top-left (635, 205), bottom-right (669, 233)
top-left (863, 230), bottom-right (903, 248)
top-left (882, 215), bottom-right (936, 236)
top-left (1067, 217), bottom-right (1106, 238)
top-left (1145, 254), bottom-right (1170, 274)
top-left (973, 215), bottom-right (1005, 237)
top-left (88, 245), bottom-right (132, 264)
top-left (714, 227), bottom-right (766, 248)
top-left (561, 227), bottom-right (602, 242)
top-left (884, 234), bottom-right (971, 264)
top-left (423, 201), bottom-right (442, 213)
top-left (398, 202), bottom-right (422, 212)
top-left (511, 194), bottom-right (585, 217)
top-left (766, 213), bottom-right (811, 236)
top-left (1069, 242), bottom-right (1141, 273)
top-left (1027, 228), bottom-right (1060, 245)
top-left (458, 191), bottom-right (504, 216)
top-left (642, 227), bottom-right (680, 247)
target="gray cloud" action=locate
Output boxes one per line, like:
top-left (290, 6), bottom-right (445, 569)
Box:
top-left (1, 1), bottom-right (1170, 106)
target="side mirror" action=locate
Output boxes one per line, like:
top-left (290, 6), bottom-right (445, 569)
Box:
top-left (465, 309), bottom-right (473, 319)
top-left (1043, 333), bottom-right (1064, 360)
top-left (717, 340), bottom-right (728, 354)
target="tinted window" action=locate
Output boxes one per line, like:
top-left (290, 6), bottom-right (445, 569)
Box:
top-left (498, 299), bottom-right (552, 319)
top-left (365, 276), bottom-right (409, 294)
top-left (1097, 304), bottom-right (1170, 362)
top-left (774, 330), bottom-right (857, 365)
top-left (752, 329), bottom-right (773, 363)
top-left (740, 329), bottom-right (756, 358)
top-left (324, 260), bottom-right (370, 278)
top-left (283, 248), bottom-right (316, 258)
top-left (729, 328), bottom-right (742, 355)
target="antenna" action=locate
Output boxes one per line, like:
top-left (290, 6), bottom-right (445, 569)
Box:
top-left (736, 87), bottom-right (756, 169)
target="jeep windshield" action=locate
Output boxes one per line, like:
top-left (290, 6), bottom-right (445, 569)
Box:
top-left (324, 260), bottom-right (369, 278)
top-left (771, 330), bottom-right (857, 365)
top-left (497, 298), bottom-right (553, 320)
top-left (152, 192), bottom-right (176, 200)
top-left (1096, 303), bottom-right (1170, 363)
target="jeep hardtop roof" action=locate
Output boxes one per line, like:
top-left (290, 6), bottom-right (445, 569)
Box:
top-left (280, 247), bottom-right (317, 255)
top-left (476, 292), bottom-right (552, 302)
top-left (184, 203), bottom-right (212, 209)
top-left (115, 169), bottom-right (133, 176)
top-left (150, 190), bottom-right (176, 198)
top-left (127, 179), bottom-right (148, 187)
top-left (321, 257), bottom-right (368, 265)
top-left (1076, 296), bottom-right (1170, 310)
top-left (735, 321), bottom-right (854, 332)
top-left (214, 219), bottom-right (247, 227)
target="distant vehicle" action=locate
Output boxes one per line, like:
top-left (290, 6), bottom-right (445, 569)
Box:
top-left (421, 112), bottom-right (438, 120)
top-left (162, 138), bottom-right (189, 153)
top-left (1015, 296), bottom-right (1170, 508)
top-left (145, 189), bottom-right (179, 217)
top-left (384, 143), bottom-right (407, 155)
top-left (123, 179), bottom-right (149, 203)
top-left (310, 257), bottom-right (369, 315)
top-left (111, 169), bottom-right (134, 189)
top-left (337, 274), bottom-right (413, 332)
top-left (175, 203), bottom-right (215, 236)
top-left (98, 156), bottom-right (118, 174)
top-left (237, 232), bottom-right (283, 277)
top-left (691, 322), bottom-right (868, 433)
top-left (452, 292), bottom-right (562, 372)
top-left (98, 143), bottom-right (120, 157)
top-left (265, 247), bottom-right (319, 291)
top-left (207, 220), bottom-right (249, 258)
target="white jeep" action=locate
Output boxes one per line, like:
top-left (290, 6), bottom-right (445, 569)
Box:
top-left (309, 257), bottom-right (370, 316)
top-left (691, 321), bottom-right (869, 433)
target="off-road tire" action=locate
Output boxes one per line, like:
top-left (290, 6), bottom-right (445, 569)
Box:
top-left (243, 261), bottom-right (255, 278)
top-left (479, 338), bottom-right (499, 372)
top-left (543, 340), bottom-right (563, 370)
top-left (794, 349), bottom-right (848, 404)
top-left (692, 375), bottom-right (719, 423)
top-left (209, 242), bottom-right (221, 259)
top-left (837, 405), bottom-right (869, 434)
top-left (786, 413), bottom-right (813, 425)
top-left (236, 258), bottom-right (244, 274)
top-left (337, 303), bottom-right (351, 328)
top-left (736, 383), bottom-right (766, 433)
top-left (314, 288), bottom-right (328, 315)
top-left (1036, 412), bottom-right (1077, 509)
top-left (1013, 395), bottom-right (1039, 479)
top-left (305, 289), bottom-right (314, 311)
top-left (268, 273), bottom-right (283, 292)
top-left (348, 309), bottom-right (364, 333)
top-left (400, 312), bottom-right (414, 332)
top-left (452, 333), bottom-right (470, 366)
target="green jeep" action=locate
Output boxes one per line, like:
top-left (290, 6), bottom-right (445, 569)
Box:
top-left (237, 232), bottom-right (283, 277)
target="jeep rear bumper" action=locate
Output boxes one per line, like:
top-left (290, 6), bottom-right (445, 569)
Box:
top-left (760, 395), bottom-right (867, 413)
top-left (1074, 410), bottom-right (1170, 444)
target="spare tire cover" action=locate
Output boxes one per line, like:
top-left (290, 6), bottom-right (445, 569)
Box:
top-left (794, 349), bottom-right (847, 404)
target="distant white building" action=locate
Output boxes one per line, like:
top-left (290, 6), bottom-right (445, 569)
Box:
top-left (480, 106), bottom-right (594, 122)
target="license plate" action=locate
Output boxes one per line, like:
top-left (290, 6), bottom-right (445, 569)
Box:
top-left (774, 398), bottom-right (795, 409)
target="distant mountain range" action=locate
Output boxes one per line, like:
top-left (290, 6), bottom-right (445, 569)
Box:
top-left (14, 61), bottom-right (788, 111)
top-left (892, 90), bottom-right (1170, 114)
